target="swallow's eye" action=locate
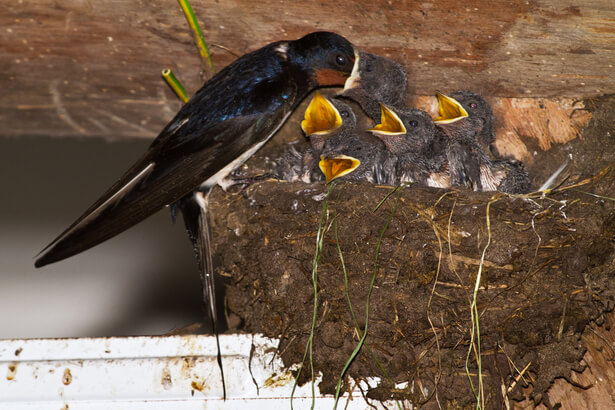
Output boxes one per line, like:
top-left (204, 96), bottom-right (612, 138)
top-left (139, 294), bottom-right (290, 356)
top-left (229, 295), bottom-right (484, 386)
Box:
top-left (469, 102), bottom-right (477, 108)
top-left (409, 120), bottom-right (418, 127)
top-left (335, 55), bottom-right (347, 66)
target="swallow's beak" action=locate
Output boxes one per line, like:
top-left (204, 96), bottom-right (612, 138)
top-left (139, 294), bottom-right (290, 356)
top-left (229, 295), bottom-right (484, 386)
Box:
top-left (368, 103), bottom-right (406, 135)
top-left (433, 92), bottom-right (468, 124)
top-left (342, 49), bottom-right (361, 91)
top-left (301, 92), bottom-right (343, 136)
top-left (319, 155), bottom-right (361, 183)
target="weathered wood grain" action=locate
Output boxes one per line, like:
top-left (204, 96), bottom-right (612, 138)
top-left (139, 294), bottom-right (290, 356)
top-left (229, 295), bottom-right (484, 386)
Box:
top-left (1, 0), bottom-right (613, 140)
top-left (516, 311), bottom-right (615, 409)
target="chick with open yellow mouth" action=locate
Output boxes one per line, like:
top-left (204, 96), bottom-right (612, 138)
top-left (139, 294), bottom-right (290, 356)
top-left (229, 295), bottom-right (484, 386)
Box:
top-left (300, 92), bottom-right (394, 184)
top-left (368, 103), bottom-right (451, 187)
top-left (434, 92), bottom-right (469, 124)
top-left (431, 91), bottom-right (490, 190)
top-left (434, 91), bottom-right (530, 193)
top-left (446, 91), bottom-right (530, 193)
top-left (438, 90), bottom-right (497, 158)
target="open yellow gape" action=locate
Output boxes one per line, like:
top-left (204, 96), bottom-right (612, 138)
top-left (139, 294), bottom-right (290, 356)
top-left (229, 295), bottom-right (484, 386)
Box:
top-left (368, 103), bottom-right (406, 135)
top-left (433, 92), bottom-right (468, 124)
top-left (301, 92), bottom-right (343, 136)
top-left (319, 155), bottom-right (361, 183)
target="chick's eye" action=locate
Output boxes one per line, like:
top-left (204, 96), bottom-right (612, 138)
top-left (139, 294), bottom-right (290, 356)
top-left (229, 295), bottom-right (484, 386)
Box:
top-left (409, 120), bottom-right (418, 127)
top-left (469, 102), bottom-right (477, 108)
top-left (341, 111), bottom-right (349, 118)
top-left (365, 64), bottom-right (373, 72)
top-left (335, 55), bottom-right (347, 66)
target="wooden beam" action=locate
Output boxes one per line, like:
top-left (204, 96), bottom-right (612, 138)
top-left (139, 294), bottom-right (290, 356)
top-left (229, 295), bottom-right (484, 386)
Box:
top-left (1, 0), bottom-right (613, 139)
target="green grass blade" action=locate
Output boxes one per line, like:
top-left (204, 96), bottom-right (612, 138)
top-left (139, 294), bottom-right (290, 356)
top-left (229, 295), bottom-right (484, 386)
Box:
top-left (373, 185), bottom-right (400, 213)
top-left (290, 184), bottom-right (334, 410)
top-left (465, 199), bottom-right (495, 409)
top-left (161, 69), bottom-right (189, 103)
top-left (333, 189), bottom-right (402, 409)
top-left (177, 0), bottom-right (215, 73)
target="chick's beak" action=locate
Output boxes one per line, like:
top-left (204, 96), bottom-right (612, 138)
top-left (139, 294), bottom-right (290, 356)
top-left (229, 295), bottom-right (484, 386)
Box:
top-left (301, 92), bottom-right (343, 136)
top-left (434, 92), bottom-right (468, 124)
top-left (319, 155), bottom-right (361, 183)
top-left (368, 103), bottom-right (406, 135)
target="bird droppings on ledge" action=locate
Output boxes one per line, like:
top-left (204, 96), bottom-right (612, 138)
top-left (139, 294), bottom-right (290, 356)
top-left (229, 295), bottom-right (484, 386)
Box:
top-left (62, 368), bottom-right (72, 386)
top-left (161, 368), bottom-right (173, 390)
top-left (263, 371), bottom-right (295, 388)
top-left (6, 363), bottom-right (18, 381)
top-left (190, 379), bottom-right (204, 392)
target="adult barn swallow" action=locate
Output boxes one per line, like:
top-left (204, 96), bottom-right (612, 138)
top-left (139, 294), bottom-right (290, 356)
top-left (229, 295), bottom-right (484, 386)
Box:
top-left (35, 31), bottom-right (357, 266)
top-left (34, 31), bottom-right (358, 397)
top-left (340, 51), bottom-right (408, 121)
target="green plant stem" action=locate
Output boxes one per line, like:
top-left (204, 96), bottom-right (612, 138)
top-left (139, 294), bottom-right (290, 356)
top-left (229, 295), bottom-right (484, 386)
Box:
top-left (332, 188), bottom-right (401, 409)
top-left (290, 184), bottom-right (334, 410)
top-left (466, 199), bottom-right (494, 409)
top-left (161, 69), bottom-right (189, 103)
top-left (177, 0), bottom-right (215, 73)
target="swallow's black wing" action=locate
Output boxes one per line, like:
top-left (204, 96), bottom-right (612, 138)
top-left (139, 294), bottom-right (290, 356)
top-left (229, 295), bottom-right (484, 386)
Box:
top-left (34, 40), bottom-right (304, 267)
top-left (35, 110), bottom-right (285, 267)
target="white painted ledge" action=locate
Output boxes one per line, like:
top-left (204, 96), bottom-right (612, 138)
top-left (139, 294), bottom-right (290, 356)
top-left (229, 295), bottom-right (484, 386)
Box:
top-left (0, 334), bottom-right (397, 409)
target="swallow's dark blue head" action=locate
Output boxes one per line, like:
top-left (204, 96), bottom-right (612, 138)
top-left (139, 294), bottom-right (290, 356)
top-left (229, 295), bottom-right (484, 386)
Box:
top-left (289, 31), bottom-right (357, 88)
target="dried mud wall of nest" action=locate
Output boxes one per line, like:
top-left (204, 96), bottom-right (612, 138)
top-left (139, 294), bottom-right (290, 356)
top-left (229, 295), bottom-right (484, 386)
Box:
top-left (209, 173), bottom-right (615, 407)
top-left (208, 96), bottom-right (615, 408)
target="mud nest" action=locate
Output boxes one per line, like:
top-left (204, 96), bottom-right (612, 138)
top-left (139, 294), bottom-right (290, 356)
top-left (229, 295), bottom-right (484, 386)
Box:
top-left (207, 95), bottom-right (615, 408)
